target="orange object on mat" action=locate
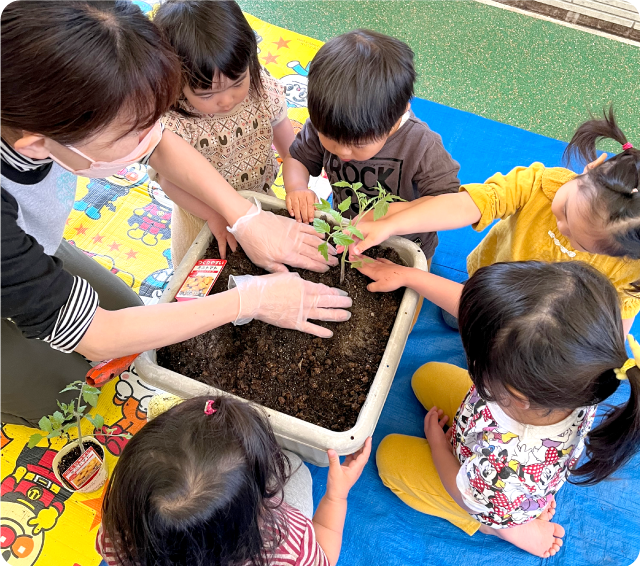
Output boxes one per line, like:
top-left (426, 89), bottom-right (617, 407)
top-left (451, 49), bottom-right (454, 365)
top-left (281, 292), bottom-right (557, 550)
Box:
top-left (86, 353), bottom-right (140, 387)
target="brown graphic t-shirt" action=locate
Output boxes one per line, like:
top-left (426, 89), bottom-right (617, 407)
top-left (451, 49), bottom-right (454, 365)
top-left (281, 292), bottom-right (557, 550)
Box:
top-left (289, 112), bottom-right (461, 258)
top-left (162, 69), bottom-right (287, 195)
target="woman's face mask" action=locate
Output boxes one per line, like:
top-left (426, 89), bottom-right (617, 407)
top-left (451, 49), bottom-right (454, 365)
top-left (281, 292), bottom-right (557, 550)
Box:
top-left (49, 121), bottom-right (163, 178)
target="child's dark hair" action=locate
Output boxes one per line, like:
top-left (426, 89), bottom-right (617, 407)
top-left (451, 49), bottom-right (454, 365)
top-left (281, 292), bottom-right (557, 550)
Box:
top-left (153, 0), bottom-right (263, 107)
top-left (102, 396), bottom-right (291, 566)
top-left (307, 29), bottom-right (415, 145)
top-left (564, 106), bottom-right (640, 262)
top-left (458, 261), bottom-right (640, 486)
top-left (1, 0), bottom-right (181, 145)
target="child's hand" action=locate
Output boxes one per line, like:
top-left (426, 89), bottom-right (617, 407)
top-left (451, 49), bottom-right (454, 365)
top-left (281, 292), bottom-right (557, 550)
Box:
top-left (286, 188), bottom-right (317, 224)
top-left (350, 218), bottom-right (392, 255)
top-left (355, 258), bottom-right (409, 292)
top-left (424, 406), bottom-right (449, 449)
top-left (207, 210), bottom-right (237, 259)
top-left (325, 437), bottom-right (372, 501)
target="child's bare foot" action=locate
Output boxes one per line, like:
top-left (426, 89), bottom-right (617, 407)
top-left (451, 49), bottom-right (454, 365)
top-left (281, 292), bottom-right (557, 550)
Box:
top-left (538, 496), bottom-right (557, 522)
top-left (479, 504), bottom-right (564, 558)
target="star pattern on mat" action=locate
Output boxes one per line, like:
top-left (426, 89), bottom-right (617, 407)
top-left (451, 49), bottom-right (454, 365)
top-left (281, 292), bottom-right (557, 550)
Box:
top-left (262, 52), bottom-right (279, 65)
top-left (92, 234), bottom-right (104, 244)
top-left (273, 37), bottom-right (290, 49)
top-left (80, 482), bottom-right (109, 531)
top-left (75, 224), bottom-right (88, 235)
top-left (125, 249), bottom-right (138, 260)
top-left (108, 241), bottom-right (121, 252)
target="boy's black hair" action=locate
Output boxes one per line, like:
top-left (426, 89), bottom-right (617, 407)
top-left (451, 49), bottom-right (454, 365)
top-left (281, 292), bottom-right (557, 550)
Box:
top-left (102, 396), bottom-right (291, 566)
top-left (153, 0), bottom-right (263, 109)
top-left (1, 1), bottom-right (181, 145)
top-left (307, 29), bottom-right (416, 145)
top-left (458, 260), bottom-right (640, 486)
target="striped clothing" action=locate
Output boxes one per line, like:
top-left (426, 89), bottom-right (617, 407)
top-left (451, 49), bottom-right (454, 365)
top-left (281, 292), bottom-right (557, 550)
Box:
top-left (96, 502), bottom-right (330, 566)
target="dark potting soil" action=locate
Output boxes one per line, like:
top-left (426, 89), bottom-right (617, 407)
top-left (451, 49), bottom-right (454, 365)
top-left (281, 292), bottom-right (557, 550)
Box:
top-left (58, 440), bottom-right (104, 490)
top-left (157, 219), bottom-right (404, 431)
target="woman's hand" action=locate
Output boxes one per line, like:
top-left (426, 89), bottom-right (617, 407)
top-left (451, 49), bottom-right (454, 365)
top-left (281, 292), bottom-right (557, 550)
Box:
top-left (229, 272), bottom-right (352, 338)
top-left (286, 188), bottom-right (317, 224)
top-left (206, 209), bottom-right (237, 259)
top-left (227, 201), bottom-right (338, 273)
top-left (355, 258), bottom-right (410, 292)
top-left (326, 437), bottom-right (372, 501)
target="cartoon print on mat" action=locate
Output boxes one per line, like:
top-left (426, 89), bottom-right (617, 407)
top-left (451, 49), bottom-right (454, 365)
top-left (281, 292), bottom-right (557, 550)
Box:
top-left (67, 240), bottom-right (136, 289)
top-left (1, 447), bottom-right (71, 566)
top-left (2, 425), bottom-right (13, 449)
top-left (139, 248), bottom-right (173, 304)
top-left (94, 366), bottom-right (158, 457)
top-left (281, 61), bottom-right (309, 108)
top-left (127, 182), bottom-right (173, 246)
top-left (73, 164), bottom-right (150, 220)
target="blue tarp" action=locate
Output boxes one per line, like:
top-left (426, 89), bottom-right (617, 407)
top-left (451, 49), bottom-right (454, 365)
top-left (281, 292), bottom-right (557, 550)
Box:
top-left (307, 98), bottom-right (640, 566)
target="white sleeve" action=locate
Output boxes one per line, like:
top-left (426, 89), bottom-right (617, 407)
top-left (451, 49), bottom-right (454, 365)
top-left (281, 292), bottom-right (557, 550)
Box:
top-left (455, 465), bottom-right (493, 514)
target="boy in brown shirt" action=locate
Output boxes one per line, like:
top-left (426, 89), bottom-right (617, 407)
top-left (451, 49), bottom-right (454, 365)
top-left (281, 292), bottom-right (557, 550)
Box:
top-left (284, 29), bottom-right (461, 260)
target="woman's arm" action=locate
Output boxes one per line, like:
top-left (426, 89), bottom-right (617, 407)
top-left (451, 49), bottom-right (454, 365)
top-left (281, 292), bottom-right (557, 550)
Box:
top-left (76, 290), bottom-right (239, 360)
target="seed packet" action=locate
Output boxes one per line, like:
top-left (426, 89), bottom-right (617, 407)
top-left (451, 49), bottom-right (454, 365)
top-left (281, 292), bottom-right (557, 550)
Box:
top-left (62, 446), bottom-right (103, 490)
top-left (176, 259), bottom-right (227, 301)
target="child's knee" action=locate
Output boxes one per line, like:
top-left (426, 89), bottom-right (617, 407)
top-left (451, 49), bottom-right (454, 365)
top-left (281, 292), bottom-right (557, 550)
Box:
top-left (411, 362), bottom-right (451, 397)
top-left (376, 434), bottom-right (404, 478)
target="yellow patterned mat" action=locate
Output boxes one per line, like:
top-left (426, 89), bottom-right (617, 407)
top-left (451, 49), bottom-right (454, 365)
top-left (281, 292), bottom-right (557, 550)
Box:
top-left (0, 14), bottom-right (322, 566)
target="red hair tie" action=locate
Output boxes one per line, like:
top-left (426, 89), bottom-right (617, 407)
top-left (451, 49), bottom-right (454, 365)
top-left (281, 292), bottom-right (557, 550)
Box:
top-left (204, 400), bottom-right (217, 415)
top-left (622, 142), bottom-right (634, 151)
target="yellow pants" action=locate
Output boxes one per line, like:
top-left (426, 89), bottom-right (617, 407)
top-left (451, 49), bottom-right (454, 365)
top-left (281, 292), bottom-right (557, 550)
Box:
top-left (376, 362), bottom-right (480, 535)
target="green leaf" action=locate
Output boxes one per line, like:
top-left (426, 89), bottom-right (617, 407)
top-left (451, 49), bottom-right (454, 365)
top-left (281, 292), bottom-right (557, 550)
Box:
top-left (373, 200), bottom-right (389, 221)
top-left (352, 182), bottom-right (363, 191)
top-left (332, 180), bottom-right (351, 188)
top-left (28, 434), bottom-right (44, 449)
top-left (124, 433), bottom-right (133, 440)
top-left (350, 261), bottom-right (363, 269)
top-left (333, 233), bottom-right (355, 247)
top-left (338, 199), bottom-right (351, 213)
top-left (82, 391), bottom-right (99, 408)
top-left (86, 414), bottom-right (104, 431)
top-left (329, 210), bottom-right (343, 226)
top-left (313, 218), bottom-right (331, 235)
top-left (362, 256), bottom-right (375, 264)
top-left (332, 225), bottom-right (342, 231)
top-left (59, 384), bottom-right (80, 394)
top-left (38, 417), bottom-right (52, 433)
top-left (47, 429), bottom-right (63, 439)
top-left (50, 411), bottom-right (64, 427)
top-left (314, 198), bottom-right (332, 213)
top-left (62, 422), bottom-right (77, 433)
top-left (84, 386), bottom-right (100, 395)
top-left (318, 242), bottom-right (329, 262)
top-left (347, 226), bottom-right (364, 240)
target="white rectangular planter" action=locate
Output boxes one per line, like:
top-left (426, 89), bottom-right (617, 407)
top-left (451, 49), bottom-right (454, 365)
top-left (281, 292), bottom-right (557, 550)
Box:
top-left (136, 192), bottom-right (427, 466)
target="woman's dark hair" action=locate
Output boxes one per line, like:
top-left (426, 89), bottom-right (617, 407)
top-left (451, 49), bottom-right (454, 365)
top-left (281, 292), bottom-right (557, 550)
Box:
top-left (458, 260), bottom-right (640, 486)
top-left (307, 29), bottom-right (415, 145)
top-left (153, 0), bottom-right (263, 110)
top-left (102, 396), bottom-right (291, 566)
top-left (1, 1), bottom-right (181, 145)
top-left (564, 106), bottom-right (640, 262)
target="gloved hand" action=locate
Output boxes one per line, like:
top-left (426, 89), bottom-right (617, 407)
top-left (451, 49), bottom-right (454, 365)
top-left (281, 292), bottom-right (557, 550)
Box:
top-left (229, 272), bottom-right (352, 338)
top-left (227, 199), bottom-right (338, 273)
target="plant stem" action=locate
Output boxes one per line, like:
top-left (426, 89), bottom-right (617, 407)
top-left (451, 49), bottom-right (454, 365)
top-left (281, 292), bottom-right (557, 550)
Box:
top-left (340, 249), bottom-right (347, 284)
top-left (76, 384), bottom-right (85, 454)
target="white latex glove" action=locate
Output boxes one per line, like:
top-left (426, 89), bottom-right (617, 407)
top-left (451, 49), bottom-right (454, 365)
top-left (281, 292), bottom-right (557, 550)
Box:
top-left (227, 199), bottom-right (338, 273)
top-left (229, 272), bottom-right (352, 338)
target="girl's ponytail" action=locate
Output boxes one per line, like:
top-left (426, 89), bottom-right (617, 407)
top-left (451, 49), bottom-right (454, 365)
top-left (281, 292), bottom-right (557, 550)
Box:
top-left (572, 365), bottom-right (640, 485)
top-left (564, 106), bottom-right (630, 165)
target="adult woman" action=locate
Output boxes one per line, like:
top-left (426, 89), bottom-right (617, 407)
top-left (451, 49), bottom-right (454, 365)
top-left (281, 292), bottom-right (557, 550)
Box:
top-left (1, 1), bottom-right (349, 425)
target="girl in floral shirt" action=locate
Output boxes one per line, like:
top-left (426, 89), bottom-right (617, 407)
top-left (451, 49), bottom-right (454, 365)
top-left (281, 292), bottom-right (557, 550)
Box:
top-left (153, 1), bottom-right (296, 266)
top-left (375, 260), bottom-right (640, 558)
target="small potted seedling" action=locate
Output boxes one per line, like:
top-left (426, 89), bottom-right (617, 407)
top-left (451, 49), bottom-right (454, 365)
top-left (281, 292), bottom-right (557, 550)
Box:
top-left (313, 181), bottom-right (405, 283)
top-left (28, 381), bottom-right (132, 493)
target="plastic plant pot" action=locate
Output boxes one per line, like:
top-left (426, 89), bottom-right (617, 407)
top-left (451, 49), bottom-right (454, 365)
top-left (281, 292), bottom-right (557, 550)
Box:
top-left (52, 438), bottom-right (108, 494)
top-left (136, 192), bottom-right (427, 466)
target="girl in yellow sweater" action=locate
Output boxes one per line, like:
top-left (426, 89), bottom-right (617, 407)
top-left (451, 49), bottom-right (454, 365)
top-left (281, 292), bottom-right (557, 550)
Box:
top-left (353, 108), bottom-right (640, 332)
